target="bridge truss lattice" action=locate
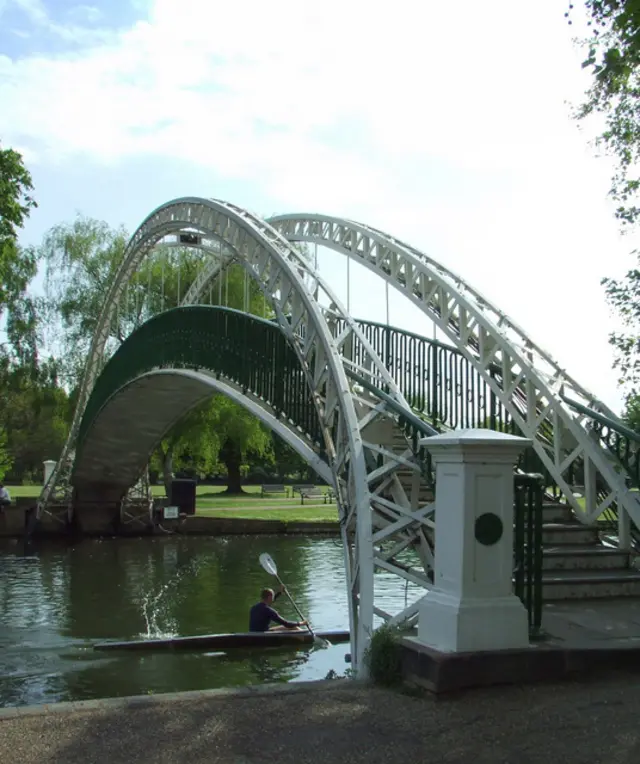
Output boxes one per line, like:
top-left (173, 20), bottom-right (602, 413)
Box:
top-left (40, 198), bottom-right (638, 675)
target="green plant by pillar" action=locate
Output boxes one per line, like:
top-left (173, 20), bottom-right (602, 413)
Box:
top-left (363, 623), bottom-right (403, 686)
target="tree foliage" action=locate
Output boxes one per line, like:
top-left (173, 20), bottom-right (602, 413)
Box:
top-left (0, 427), bottom-right (12, 481)
top-left (569, 1), bottom-right (640, 224)
top-left (42, 215), bottom-right (278, 493)
top-left (151, 398), bottom-right (273, 495)
top-left (0, 141), bottom-right (41, 370)
top-left (0, 358), bottom-right (70, 483)
top-left (43, 216), bottom-right (129, 385)
top-left (622, 390), bottom-right (640, 430)
top-left (0, 143), bottom-right (64, 484)
top-left (0, 140), bottom-right (38, 313)
top-left (602, 263), bottom-right (640, 391)
top-left (566, 4), bottom-right (640, 420)
top-left (1, 195), bottom-right (315, 491)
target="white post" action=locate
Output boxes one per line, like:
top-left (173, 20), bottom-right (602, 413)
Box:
top-left (584, 455), bottom-right (597, 519)
top-left (43, 460), bottom-right (57, 486)
top-left (416, 429), bottom-right (531, 653)
top-left (619, 505), bottom-right (631, 551)
top-left (385, 280), bottom-right (390, 326)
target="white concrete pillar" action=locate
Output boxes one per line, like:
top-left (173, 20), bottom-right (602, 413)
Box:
top-left (43, 460), bottom-right (57, 486)
top-left (416, 429), bottom-right (531, 653)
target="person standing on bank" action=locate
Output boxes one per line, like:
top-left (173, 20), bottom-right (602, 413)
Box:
top-left (0, 483), bottom-right (10, 512)
top-left (249, 584), bottom-right (307, 632)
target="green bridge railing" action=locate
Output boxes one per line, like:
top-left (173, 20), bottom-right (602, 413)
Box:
top-left (559, 393), bottom-right (640, 550)
top-left (77, 306), bottom-right (322, 453)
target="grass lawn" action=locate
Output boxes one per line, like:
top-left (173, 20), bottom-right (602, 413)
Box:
top-left (5, 485), bottom-right (45, 498)
top-left (198, 507), bottom-right (339, 522)
top-left (5, 483), bottom-right (337, 520)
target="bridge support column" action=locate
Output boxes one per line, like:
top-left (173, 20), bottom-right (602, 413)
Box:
top-left (73, 502), bottom-right (121, 536)
top-left (416, 429), bottom-right (531, 653)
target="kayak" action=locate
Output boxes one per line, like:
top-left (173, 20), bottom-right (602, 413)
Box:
top-left (93, 629), bottom-right (350, 652)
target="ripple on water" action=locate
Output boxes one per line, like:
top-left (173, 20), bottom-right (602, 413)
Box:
top-left (0, 534), bottom-right (420, 707)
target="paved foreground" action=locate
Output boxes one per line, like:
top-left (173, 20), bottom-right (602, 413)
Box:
top-left (1, 675), bottom-right (640, 764)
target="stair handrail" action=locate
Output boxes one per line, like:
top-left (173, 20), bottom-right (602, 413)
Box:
top-left (561, 392), bottom-right (640, 551)
top-left (561, 394), bottom-right (640, 445)
top-left (344, 368), bottom-right (439, 439)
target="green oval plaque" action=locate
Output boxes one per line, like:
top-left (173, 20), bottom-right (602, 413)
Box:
top-left (475, 513), bottom-right (503, 546)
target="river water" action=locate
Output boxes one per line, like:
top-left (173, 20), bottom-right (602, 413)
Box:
top-left (0, 535), bottom-right (419, 708)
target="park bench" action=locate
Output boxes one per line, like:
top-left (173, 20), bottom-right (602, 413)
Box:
top-left (261, 484), bottom-right (288, 498)
top-left (300, 487), bottom-right (332, 505)
top-left (291, 484), bottom-right (315, 498)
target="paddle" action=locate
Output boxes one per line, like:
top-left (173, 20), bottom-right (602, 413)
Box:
top-left (258, 552), bottom-right (329, 647)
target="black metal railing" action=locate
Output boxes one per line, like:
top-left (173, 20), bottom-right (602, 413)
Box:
top-left (348, 371), bottom-right (545, 637)
top-left (513, 473), bottom-right (544, 637)
top-left (562, 393), bottom-right (640, 488)
top-left (560, 394), bottom-right (640, 550)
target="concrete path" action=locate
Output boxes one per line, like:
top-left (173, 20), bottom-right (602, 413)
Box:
top-left (544, 599), bottom-right (640, 647)
top-left (1, 675), bottom-right (640, 764)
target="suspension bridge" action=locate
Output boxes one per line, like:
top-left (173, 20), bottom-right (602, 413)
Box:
top-left (35, 197), bottom-right (640, 675)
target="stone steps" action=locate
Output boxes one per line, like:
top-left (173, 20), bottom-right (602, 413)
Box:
top-left (542, 568), bottom-right (640, 600)
top-left (540, 523), bottom-right (599, 546)
top-left (542, 545), bottom-right (629, 571)
top-left (385, 429), bottom-right (640, 601)
top-left (541, 503), bottom-right (572, 523)
top-left (522, 507), bottom-right (640, 599)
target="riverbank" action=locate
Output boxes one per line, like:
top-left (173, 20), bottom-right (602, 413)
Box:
top-left (0, 674), bottom-right (637, 763)
top-left (6, 484), bottom-right (338, 512)
top-left (0, 484), bottom-right (340, 538)
top-left (0, 502), bottom-right (340, 538)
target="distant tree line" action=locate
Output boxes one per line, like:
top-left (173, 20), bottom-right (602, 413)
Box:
top-left (0, 139), bottom-right (316, 492)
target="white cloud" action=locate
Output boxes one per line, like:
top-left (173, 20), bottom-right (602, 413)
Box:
top-left (67, 4), bottom-right (103, 24)
top-left (0, 0), bottom-right (113, 44)
top-left (0, 0), bottom-right (636, 410)
top-left (11, 0), bottom-right (48, 26)
top-left (0, 0), bottom-right (593, 173)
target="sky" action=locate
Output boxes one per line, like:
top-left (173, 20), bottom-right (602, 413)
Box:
top-left (0, 0), bottom-right (636, 413)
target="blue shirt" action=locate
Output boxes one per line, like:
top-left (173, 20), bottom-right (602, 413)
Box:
top-left (248, 600), bottom-right (298, 632)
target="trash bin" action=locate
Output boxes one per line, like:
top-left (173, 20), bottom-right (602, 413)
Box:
top-left (169, 479), bottom-right (197, 515)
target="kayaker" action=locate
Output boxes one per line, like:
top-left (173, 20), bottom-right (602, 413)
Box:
top-left (249, 585), bottom-right (307, 632)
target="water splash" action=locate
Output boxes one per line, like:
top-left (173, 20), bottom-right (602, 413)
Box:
top-left (139, 555), bottom-right (203, 639)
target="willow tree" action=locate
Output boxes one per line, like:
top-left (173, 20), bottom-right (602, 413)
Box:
top-left (41, 215), bottom-right (275, 493)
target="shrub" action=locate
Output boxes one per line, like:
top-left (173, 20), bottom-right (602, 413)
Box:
top-left (363, 623), bottom-right (403, 686)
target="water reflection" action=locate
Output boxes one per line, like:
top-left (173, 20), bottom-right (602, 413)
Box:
top-left (0, 534), bottom-right (422, 707)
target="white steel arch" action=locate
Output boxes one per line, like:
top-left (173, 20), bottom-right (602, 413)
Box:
top-left (263, 213), bottom-right (640, 530)
top-left (45, 197), bottom-right (434, 674)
